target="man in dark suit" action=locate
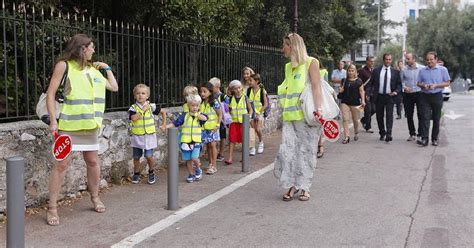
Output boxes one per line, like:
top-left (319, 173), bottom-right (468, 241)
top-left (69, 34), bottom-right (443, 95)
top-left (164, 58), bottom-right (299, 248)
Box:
top-left (369, 53), bottom-right (402, 142)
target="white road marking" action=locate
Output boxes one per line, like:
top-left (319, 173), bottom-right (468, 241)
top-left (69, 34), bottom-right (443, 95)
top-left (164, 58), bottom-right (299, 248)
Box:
top-left (444, 110), bottom-right (464, 120)
top-left (111, 163), bottom-right (275, 248)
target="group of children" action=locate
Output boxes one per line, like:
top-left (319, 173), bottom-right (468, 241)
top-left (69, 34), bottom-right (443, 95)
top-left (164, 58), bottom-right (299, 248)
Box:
top-left (128, 67), bottom-right (269, 184)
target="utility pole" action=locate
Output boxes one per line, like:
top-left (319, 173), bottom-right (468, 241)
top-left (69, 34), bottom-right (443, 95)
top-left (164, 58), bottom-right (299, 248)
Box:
top-left (294, 0), bottom-right (298, 33)
top-left (376, 0), bottom-right (381, 54)
top-left (402, 0), bottom-right (407, 64)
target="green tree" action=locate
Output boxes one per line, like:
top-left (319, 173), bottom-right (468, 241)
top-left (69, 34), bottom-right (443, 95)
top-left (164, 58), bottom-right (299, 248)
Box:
top-left (407, 3), bottom-right (474, 78)
top-left (375, 42), bottom-right (414, 67)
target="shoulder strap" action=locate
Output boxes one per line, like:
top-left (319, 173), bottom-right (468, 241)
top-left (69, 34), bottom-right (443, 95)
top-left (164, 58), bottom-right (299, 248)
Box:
top-left (246, 88), bottom-right (251, 98)
top-left (59, 61), bottom-right (68, 87)
top-left (260, 87), bottom-right (265, 104)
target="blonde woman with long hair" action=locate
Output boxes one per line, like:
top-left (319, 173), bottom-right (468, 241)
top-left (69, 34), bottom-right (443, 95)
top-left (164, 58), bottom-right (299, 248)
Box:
top-left (274, 33), bottom-right (322, 202)
top-left (338, 64), bottom-right (365, 143)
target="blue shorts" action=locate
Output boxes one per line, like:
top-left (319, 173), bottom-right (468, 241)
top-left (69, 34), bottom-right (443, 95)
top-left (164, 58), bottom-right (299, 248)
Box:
top-left (132, 147), bottom-right (154, 159)
top-left (181, 144), bottom-right (201, 161)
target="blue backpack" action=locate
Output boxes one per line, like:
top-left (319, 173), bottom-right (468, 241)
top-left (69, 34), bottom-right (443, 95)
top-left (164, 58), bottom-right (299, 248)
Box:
top-left (246, 86), bottom-right (271, 118)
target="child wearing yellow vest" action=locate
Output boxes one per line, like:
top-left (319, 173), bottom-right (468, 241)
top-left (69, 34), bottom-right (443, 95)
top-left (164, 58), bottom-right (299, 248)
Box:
top-left (225, 80), bottom-right (253, 165)
top-left (162, 94), bottom-right (208, 183)
top-left (247, 73), bottom-right (268, 154)
top-left (199, 82), bottom-right (222, 174)
top-left (129, 84), bottom-right (166, 184)
top-left (209, 77), bottom-right (228, 162)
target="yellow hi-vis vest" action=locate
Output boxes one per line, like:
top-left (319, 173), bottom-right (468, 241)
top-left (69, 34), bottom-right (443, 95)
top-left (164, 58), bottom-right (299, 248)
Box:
top-left (229, 96), bottom-right (248, 123)
top-left (58, 60), bottom-right (106, 131)
top-left (320, 68), bottom-right (328, 81)
top-left (182, 103), bottom-right (189, 113)
top-left (199, 101), bottom-right (218, 130)
top-left (248, 88), bottom-right (264, 114)
top-left (130, 104), bottom-right (156, 135)
top-left (277, 57), bottom-right (317, 122)
top-left (181, 113), bottom-right (202, 143)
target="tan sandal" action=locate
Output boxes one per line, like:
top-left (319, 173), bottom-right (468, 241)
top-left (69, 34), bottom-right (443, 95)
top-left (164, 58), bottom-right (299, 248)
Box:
top-left (46, 206), bottom-right (60, 226)
top-left (298, 190), bottom-right (310, 201)
top-left (91, 196), bottom-right (106, 213)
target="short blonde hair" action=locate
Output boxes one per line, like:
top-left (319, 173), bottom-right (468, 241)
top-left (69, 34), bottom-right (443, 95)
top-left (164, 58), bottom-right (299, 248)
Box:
top-left (284, 33), bottom-right (309, 68)
top-left (133, 83), bottom-right (150, 96)
top-left (183, 85), bottom-right (198, 97)
top-left (209, 77), bottom-right (221, 88)
top-left (186, 94), bottom-right (202, 104)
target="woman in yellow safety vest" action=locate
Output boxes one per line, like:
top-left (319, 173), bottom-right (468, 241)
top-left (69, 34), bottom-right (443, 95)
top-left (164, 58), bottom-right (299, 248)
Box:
top-left (274, 33), bottom-right (323, 202)
top-left (46, 34), bottom-right (119, 226)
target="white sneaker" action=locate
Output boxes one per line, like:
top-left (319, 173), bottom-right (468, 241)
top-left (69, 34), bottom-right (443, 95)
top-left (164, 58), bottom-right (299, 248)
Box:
top-left (249, 147), bottom-right (256, 156)
top-left (257, 142), bottom-right (264, 154)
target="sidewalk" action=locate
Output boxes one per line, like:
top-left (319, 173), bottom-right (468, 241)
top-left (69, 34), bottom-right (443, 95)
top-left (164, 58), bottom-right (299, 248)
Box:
top-left (0, 131), bottom-right (283, 247)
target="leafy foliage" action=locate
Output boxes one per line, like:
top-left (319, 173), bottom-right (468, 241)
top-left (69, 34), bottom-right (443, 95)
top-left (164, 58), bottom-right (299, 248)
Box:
top-left (407, 3), bottom-right (474, 78)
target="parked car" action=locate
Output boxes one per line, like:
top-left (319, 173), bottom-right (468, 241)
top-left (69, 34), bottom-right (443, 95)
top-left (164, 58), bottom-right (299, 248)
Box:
top-left (442, 85), bottom-right (451, 101)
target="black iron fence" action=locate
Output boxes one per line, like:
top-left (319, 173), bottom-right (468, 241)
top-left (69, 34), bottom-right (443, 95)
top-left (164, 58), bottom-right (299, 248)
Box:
top-left (0, 2), bottom-right (286, 122)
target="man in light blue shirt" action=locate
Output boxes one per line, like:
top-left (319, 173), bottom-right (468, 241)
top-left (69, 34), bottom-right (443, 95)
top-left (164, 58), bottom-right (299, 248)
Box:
top-left (416, 51), bottom-right (451, 146)
top-left (331, 61), bottom-right (346, 119)
top-left (400, 53), bottom-right (422, 141)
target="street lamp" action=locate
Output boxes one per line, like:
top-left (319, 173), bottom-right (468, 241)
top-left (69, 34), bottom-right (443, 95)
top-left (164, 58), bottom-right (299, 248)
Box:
top-left (376, 0), bottom-right (381, 54)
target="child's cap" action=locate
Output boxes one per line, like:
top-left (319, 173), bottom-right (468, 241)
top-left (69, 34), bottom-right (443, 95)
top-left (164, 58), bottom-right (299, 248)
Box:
top-left (229, 80), bottom-right (242, 89)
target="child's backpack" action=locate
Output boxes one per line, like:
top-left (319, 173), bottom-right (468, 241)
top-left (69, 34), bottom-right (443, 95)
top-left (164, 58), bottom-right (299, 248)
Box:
top-left (218, 93), bottom-right (232, 125)
top-left (246, 86), bottom-right (271, 118)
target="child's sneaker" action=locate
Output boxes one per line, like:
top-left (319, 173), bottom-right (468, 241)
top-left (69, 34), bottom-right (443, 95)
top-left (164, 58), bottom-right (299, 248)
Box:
top-left (131, 174), bottom-right (140, 184)
top-left (249, 147), bottom-right (256, 156)
top-left (216, 154), bottom-right (224, 162)
top-left (186, 174), bottom-right (195, 183)
top-left (194, 168), bottom-right (202, 180)
top-left (148, 172), bottom-right (156, 184)
top-left (257, 142), bottom-right (264, 154)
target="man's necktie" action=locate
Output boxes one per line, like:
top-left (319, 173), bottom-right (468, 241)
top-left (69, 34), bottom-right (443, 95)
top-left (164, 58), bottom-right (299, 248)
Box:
top-left (382, 68), bottom-right (388, 94)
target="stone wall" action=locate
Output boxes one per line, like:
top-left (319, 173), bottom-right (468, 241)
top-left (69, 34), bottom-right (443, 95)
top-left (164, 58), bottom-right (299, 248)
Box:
top-left (0, 96), bottom-right (281, 211)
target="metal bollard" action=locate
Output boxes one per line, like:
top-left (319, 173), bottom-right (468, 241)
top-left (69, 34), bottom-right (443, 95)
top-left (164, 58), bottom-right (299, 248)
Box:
top-left (6, 156), bottom-right (25, 248)
top-left (242, 114), bottom-right (250, 173)
top-left (167, 127), bottom-right (179, 210)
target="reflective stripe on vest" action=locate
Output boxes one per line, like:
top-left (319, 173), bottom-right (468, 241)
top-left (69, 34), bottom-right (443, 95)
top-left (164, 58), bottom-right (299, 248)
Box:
top-left (278, 57), bottom-right (316, 122)
top-left (130, 104), bottom-right (156, 135)
top-left (229, 96), bottom-right (248, 123)
top-left (249, 88), bottom-right (263, 114)
top-left (199, 102), bottom-right (218, 130)
top-left (58, 60), bottom-right (106, 131)
top-left (181, 113), bottom-right (202, 143)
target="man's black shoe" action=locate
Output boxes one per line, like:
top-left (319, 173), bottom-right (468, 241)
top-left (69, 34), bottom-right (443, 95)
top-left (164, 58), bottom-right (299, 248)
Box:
top-left (432, 140), bottom-right (438, 146)
top-left (379, 135), bottom-right (385, 141)
top-left (385, 135), bottom-right (392, 142)
top-left (418, 139), bottom-right (429, 147)
top-left (396, 115), bottom-right (402, 119)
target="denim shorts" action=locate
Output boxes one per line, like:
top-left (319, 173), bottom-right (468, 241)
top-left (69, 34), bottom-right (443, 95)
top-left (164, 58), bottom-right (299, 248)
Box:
top-left (181, 144), bottom-right (201, 161)
top-left (132, 147), bottom-right (154, 159)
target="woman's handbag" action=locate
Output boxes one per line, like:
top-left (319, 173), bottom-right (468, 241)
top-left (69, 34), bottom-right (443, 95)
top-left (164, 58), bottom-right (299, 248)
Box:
top-left (300, 75), bottom-right (340, 126)
top-left (36, 62), bottom-right (68, 124)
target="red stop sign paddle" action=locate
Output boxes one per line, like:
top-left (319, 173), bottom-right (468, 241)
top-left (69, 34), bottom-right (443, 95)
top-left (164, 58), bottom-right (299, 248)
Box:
top-left (314, 112), bottom-right (340, 142)
top-left (52, 132), bottom-right (72, 161)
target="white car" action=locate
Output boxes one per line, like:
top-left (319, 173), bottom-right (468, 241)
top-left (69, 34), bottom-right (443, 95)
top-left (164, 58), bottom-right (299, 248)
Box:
top-left (442, 85), bottom-right (451, 101)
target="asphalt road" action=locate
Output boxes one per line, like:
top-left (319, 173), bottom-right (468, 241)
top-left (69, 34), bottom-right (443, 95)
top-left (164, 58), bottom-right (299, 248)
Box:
top-left (1, 93), bottom-right (472, 248)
